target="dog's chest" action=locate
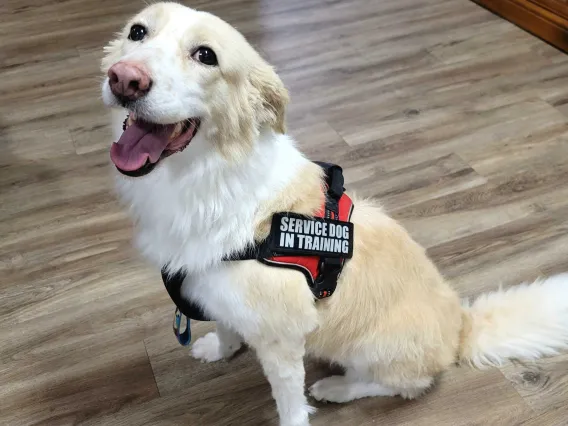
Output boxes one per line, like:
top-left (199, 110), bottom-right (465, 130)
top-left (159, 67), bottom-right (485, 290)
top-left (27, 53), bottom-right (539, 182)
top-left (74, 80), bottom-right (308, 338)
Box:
top-left (179, 266), bottom-right (261, 332)
top-left (116, 172), bottom-right (259, 272)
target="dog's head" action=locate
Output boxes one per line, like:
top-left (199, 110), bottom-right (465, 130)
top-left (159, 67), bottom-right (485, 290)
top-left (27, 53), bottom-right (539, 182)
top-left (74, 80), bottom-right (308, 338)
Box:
top-left (101, 2), bottom-right (288, 177)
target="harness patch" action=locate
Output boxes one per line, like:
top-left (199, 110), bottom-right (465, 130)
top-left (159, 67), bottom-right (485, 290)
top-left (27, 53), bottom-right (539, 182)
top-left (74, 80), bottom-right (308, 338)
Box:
top-left (270, 213), bottom-right (354, 258)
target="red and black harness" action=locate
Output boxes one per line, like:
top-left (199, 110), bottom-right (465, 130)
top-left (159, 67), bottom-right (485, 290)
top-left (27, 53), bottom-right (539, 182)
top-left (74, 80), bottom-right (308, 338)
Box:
top-left (162, 162), bottom-right (354, 344)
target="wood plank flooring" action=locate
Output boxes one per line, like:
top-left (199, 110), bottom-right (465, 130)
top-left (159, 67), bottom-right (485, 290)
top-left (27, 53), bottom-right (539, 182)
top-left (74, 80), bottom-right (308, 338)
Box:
top-left (1, 0), bottom-right (568, 424)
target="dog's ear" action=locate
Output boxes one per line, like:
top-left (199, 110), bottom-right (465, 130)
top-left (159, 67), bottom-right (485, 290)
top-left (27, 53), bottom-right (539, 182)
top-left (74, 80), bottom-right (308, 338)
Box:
top-left (208, 62), bottom-right (289, 161)
top-left (249, 64), bottom-right (289, 134)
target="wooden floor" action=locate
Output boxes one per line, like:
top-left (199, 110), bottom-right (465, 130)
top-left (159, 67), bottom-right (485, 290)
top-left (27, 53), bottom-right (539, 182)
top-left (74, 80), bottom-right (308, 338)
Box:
top-left (2, 0), bottom-right (568, 424)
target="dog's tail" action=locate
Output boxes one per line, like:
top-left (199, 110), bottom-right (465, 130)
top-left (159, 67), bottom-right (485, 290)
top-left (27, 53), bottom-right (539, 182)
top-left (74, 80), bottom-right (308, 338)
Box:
top-left (458, 273), bottom-right (568, 368)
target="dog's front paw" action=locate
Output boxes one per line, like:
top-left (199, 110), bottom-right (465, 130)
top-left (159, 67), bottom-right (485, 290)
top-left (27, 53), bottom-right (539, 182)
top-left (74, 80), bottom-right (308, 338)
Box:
top-left (309, 376), bottom-right (350, 403)
top-left (281, 419), bottom-right (310, 426)
top-left (191, 332), bottom-right (225, 363)
top-left (280, 409), bottom-right (313, 426)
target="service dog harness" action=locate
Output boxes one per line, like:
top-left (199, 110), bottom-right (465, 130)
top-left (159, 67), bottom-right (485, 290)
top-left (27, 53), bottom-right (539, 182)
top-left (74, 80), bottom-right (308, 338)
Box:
top-left (163, 162), bottom-right (354, 345)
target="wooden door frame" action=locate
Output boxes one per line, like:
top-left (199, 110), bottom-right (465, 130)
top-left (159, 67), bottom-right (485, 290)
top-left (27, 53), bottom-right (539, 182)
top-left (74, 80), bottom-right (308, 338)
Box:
top-left (472, 0), bottom-right (568, 53)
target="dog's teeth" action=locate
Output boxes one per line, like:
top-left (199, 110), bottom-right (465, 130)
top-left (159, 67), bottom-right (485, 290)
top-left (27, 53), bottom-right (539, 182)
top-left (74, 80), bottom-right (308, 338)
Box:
top-left (171, 123), bottom-right (183, 139)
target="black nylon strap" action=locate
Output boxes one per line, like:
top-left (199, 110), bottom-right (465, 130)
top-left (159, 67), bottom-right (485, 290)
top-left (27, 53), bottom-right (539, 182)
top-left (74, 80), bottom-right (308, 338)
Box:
top-left (311, 162), bottom-right (347, 298)
top-left (314, 161), bottom-right (343, 219)
top-left (221, 241), bottom-right (272, 262)
top-left (161, 268), bottom-right (211, 321)
top-left (314, 161), bottom-right (344, 201)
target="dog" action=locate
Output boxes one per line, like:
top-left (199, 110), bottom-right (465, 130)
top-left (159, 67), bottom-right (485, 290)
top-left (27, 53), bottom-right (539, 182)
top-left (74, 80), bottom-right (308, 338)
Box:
top-left (101, 3), bottom-right (568, 425)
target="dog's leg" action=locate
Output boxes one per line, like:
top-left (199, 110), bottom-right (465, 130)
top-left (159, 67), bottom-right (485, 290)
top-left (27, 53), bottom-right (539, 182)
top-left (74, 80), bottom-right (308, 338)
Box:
top-left (191, 322), bottom-right (242, 362)
top-left (253, 337), bottom-right (314, 426)
top-left (309, 368), bottom-right (433, 403)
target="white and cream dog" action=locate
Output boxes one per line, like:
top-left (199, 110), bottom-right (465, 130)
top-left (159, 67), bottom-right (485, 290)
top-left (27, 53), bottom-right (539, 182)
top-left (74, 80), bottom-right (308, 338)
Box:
top-left (101, 3), bottom-right (568, 425)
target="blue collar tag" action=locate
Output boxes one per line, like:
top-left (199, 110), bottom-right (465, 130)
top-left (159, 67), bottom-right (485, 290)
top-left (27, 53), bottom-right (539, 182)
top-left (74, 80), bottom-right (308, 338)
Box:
top-left (173, 307), bottom-right (191, 346)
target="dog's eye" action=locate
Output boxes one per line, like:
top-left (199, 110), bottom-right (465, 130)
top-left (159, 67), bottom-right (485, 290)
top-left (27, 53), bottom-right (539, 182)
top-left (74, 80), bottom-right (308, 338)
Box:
top-left (128, 24), bottom-right (147, 42)
top-left (193, 47), bottom-right (218, 66)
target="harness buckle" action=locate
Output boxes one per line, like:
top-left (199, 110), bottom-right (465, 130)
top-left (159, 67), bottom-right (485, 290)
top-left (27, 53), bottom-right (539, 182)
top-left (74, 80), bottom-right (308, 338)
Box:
top-left (313, 257), bottom-right (343, 299)
top-left (315, 161), bottom-right (344, 201)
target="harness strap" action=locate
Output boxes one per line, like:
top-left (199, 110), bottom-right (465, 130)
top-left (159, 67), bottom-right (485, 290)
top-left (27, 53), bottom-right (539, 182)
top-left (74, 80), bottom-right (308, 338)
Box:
top-left (311, 161), bottom-right (346, 298)
top-left (314, 161), bottom-right (343, 219)
top-left (161, 268), bottom-right (210, 321)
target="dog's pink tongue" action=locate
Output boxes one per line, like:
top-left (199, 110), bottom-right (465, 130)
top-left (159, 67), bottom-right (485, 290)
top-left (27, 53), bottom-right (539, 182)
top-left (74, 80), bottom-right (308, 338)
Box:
top-left (110, 121), bottom-right (175, 171)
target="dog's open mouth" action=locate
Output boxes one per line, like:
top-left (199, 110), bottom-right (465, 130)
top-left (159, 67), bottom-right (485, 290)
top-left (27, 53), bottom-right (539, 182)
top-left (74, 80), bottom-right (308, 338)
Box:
top-left (110, 114), bottom-right (200, 177)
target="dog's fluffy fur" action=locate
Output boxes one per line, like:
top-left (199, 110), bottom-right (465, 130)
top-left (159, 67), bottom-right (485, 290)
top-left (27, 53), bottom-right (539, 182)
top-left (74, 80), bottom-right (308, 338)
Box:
top-left (102, 3), bottom-right (568, 425)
